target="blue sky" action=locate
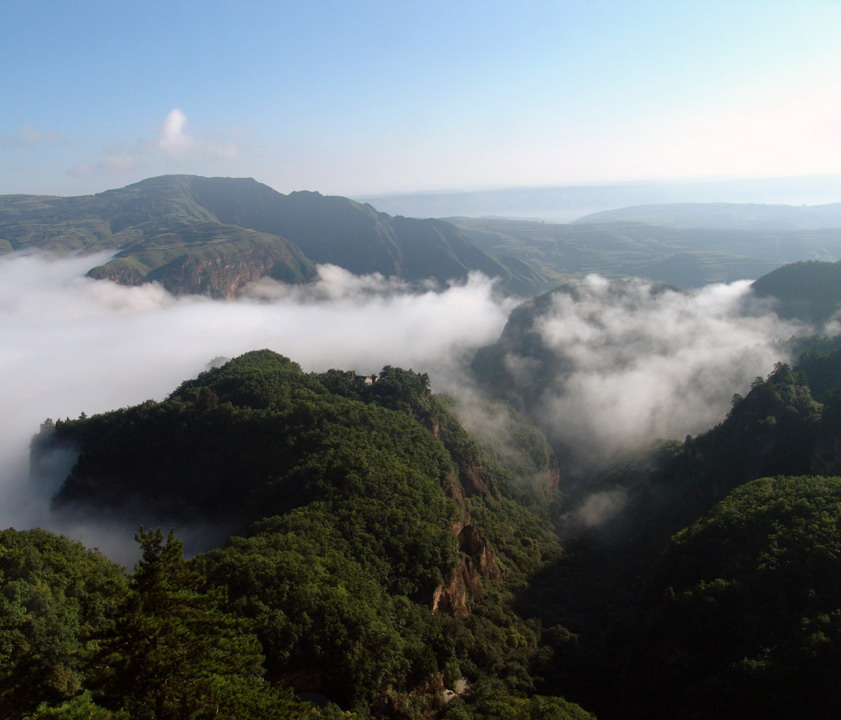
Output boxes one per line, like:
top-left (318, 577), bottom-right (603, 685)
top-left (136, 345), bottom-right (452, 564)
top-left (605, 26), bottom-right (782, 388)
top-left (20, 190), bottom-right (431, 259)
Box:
top-left (2, 0), bottom-right (840, 197)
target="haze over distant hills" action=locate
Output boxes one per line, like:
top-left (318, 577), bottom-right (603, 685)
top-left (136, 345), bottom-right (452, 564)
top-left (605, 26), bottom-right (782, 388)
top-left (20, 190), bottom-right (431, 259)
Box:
top-left (357, 175), bottom-right (841, 223)
top-left (575, 201), bottom-right (841, 229)
top-left (450, 216), bottom-right (841, 289)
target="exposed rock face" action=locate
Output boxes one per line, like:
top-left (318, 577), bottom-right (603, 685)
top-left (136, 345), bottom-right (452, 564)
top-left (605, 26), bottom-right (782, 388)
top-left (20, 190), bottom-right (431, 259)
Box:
top-left (431, 522), bottom-right (501, 617)
top-left (146, 243), bottom-right (312, 298)
top-left (458, 461), bottom-right (500, 499)
top-left (85, 220), bottom-right (317, 299)
top-left (432, 459), bottom-right (502, 616)
top-left (456, 523), bottom-right (501, 580)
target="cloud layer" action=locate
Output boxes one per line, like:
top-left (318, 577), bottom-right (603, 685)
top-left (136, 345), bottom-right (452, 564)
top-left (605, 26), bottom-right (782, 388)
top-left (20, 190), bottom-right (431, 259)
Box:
top-left (0, 255), bottom-right (812, 558)
top-left (524, 276), bottom-right (804, 468)
top-left (0, 253), bottom-right (511, 553)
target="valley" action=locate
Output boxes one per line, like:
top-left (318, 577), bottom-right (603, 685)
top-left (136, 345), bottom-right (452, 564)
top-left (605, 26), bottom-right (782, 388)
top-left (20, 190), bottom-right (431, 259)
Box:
top-left (3, 178), bottom-right (841, 718)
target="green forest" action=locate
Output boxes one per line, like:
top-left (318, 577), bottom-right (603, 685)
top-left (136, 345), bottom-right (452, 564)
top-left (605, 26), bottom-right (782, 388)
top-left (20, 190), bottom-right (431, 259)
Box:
top-left (6, 338), bottom-right (841, 718)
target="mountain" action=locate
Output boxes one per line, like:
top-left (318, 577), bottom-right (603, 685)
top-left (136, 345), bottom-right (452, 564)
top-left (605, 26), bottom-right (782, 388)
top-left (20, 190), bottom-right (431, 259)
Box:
top-left (8, 176), bottom-right (838, 298)
top-left (574, 201), bottom-right (841, 229)
top-left (0, 175), bottom-right (542, 297)
top-left (14, 337), bottom-right (841, 717)
top-left (24, 349), bottom-right (587, 718)
top-left (522, 343), bottom-right (841, 720)
top-left (451, 216), bottom-right (841, 289)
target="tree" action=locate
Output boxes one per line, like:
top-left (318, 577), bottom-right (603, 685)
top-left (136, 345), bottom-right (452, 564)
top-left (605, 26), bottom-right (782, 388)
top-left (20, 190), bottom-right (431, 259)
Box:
top-left (93, 528), bottom-right (313, 719)
top-left (0, 529), bottom-right (127, 718)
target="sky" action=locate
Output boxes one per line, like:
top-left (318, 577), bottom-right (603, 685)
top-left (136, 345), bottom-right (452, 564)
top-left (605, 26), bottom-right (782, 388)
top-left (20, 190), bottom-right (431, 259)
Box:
top-left (2, 0), bottom-right (841, 198)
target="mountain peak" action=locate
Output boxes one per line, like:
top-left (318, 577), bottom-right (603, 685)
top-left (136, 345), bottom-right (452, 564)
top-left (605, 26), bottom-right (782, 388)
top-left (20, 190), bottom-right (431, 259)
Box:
top-left (0, 175), bottom-right (540, 297)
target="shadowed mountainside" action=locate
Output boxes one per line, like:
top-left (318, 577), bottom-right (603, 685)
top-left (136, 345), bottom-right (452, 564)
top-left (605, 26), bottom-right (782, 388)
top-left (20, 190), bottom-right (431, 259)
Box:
top-left (0, 175), bottom-right (542, 297)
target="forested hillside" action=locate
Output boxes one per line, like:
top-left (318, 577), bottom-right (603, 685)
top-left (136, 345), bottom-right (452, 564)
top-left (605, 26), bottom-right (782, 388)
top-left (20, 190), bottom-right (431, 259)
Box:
top-left (12, 344), bottom-right (841, 718)
top-left (523, 341), bottom-right (841, 719)
top-left (7, 260), bottom-right (841, 718)
top-left (12, 350), bottom-right (591, 719)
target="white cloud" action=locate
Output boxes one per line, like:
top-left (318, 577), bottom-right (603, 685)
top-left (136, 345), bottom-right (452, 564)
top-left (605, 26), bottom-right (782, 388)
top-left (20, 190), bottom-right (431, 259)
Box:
top-left (0, 255), bottom-right (813, 557)
top-left (0, 253), bottom-right (511, 553)
top-left (69, 108), bottom-right (239, 178)
top-left (157, 108), bottom-right (193, 156)
top-left (511, 276), bottom-right (807, 470)
top-left (155, 108), bottom-right (238, 160)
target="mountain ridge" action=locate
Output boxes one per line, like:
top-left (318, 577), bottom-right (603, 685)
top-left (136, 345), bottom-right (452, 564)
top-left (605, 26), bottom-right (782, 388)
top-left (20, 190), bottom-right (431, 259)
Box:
top-left (0, 175), bottom-right (541, 297)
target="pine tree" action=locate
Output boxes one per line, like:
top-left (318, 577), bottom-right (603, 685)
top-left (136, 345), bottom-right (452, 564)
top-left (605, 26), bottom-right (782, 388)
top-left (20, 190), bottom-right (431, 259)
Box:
top-left (92, 528), bottom-right (315, 719)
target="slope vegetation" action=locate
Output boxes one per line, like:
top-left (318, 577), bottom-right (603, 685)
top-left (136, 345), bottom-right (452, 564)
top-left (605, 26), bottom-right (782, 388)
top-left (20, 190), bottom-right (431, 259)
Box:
top-left (26, 350), bottom-right (586, 718)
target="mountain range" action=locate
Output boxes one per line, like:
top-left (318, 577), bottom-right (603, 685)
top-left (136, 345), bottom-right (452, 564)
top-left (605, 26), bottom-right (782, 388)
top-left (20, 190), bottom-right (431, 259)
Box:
top-left (0, 175), bottom-right (541, 297)
top-left (6, 175), bottom-right (841, 296)
top-left (574, 201), bottom-right (841, 229)
top-left (5, 196), bottom-right (841, 716)
top-left (450, 216), bottom-right (841, 289)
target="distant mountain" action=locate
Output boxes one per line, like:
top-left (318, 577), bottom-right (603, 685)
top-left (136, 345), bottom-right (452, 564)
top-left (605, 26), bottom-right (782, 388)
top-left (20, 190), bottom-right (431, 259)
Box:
top-left (574, 202), bottom-right (841, 229)
top-left (357, 175), bottom-right (841, 222)
top-left (0, 175), bottom-right (542, 297)
top-left (451, 216), bottom-right (841, 289)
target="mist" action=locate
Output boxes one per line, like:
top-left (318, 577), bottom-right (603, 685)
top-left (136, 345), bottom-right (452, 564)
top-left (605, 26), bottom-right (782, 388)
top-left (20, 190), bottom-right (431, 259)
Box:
top-left (0, 253), bottom-right (513, 558)
top-left (523, 275), bottom-right (806, 470)
top-left (0, 253), bottom-right (814, 560)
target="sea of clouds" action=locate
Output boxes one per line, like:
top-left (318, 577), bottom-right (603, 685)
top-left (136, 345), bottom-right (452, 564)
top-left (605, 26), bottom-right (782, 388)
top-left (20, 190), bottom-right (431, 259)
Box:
top-left (0, 253), bottom-right (512, 557)
top-left (0, 252), bottom-right (811, 557)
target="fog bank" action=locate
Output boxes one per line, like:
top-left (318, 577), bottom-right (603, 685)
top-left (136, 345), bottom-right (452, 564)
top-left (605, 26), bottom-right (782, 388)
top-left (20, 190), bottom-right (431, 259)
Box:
top-left (0, 253), bottom-right (512, 555)
top-left (528, 276), bottom-right (805, 468)
top-left (0, 253), bottom-right (813, 559)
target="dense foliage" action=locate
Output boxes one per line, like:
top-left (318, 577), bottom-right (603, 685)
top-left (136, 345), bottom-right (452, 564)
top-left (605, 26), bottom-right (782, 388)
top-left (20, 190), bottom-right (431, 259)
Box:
top-left (11, 320), bottom-right (841, 717)
top-left (628, 475), bottom-right (841, 719)
top-left (0, 529), bottom-right (126, 718)
top-left (517, 346), bottom-right (841, 718)
top-left (15, 350), bottom-right (575, 718)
